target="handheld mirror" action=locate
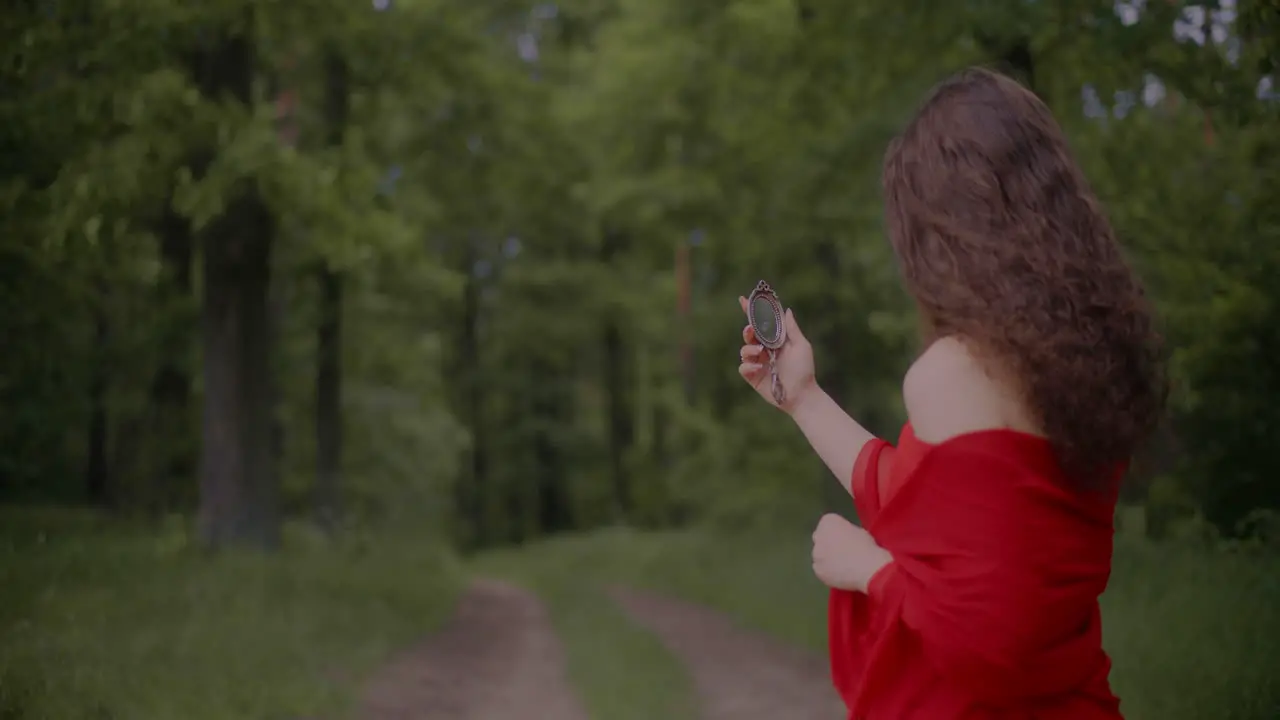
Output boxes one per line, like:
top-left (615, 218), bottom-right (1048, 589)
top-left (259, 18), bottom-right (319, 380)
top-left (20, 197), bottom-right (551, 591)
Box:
top-left (746, 280), bottom-right (787, 405)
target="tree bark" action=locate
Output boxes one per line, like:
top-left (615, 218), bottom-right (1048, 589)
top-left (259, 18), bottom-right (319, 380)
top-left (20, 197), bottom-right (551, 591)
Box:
top-left (975, 33), bottom-right (1036, 92)
top-left (147, 199), bottom-right (194, 513)
top-left (198, 190), bottom-right (277, 548)
top-left (86, 296), bottom-right (110, 507)
top-left (531, 361), bottom-right (573, 535)
top-left (193, 18), bottom-right (280, 550)
top-left (314, 48), bottom-right (349, 535)
top-left (601, 229), bottom-right (633, 519)
top-left (456, 237), bottom-right (487, 547)
top-left (315, 265), bottom-right (343, 533)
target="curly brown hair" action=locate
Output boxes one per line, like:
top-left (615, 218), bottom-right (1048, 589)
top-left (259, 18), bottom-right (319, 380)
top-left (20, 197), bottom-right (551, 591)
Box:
top-left (882, 67), bottom-right (1167, 484)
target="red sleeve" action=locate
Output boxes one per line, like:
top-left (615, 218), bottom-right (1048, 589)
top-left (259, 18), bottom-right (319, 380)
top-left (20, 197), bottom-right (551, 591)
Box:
top-left (828, 437), bottom-right (894, 707)
top-left (851, 438), bottom-right (893, 525)
top-left (866, 443), bottom-right (1113, 700)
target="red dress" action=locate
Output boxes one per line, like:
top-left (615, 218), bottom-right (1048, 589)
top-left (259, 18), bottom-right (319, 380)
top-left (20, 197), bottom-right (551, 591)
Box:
top-left (828, 424), bottom-right (1124, 719)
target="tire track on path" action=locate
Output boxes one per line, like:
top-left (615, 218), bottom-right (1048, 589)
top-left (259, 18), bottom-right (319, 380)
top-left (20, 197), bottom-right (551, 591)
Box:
top-left (612, 588), bottom-right (844, 720)
top-left (355, 578), bottom-right (587, 720)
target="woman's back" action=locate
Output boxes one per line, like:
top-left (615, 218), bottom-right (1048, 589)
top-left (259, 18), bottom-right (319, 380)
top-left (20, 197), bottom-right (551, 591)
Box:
top-left (829, 340), bottom-right (1124, 718)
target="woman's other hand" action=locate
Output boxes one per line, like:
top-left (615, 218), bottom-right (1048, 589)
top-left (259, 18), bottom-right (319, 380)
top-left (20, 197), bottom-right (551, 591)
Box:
top-left (811, 513), bottom-right (893, 593)
top-left (737, 296), bottom-right (817, 414)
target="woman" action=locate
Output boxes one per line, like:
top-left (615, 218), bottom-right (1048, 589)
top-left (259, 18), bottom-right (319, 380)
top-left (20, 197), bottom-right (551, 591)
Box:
top-left (736, 68), bottom-right (1165, 718)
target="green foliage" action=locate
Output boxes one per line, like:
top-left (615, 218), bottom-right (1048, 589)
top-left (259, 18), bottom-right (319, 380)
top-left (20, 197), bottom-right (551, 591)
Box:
top-left (1106, 531), bottom-right (1280, 720)
top-left (4, 0), bottom-right (1278, 540)
top-left (0, 508), bottom-right (463, 720)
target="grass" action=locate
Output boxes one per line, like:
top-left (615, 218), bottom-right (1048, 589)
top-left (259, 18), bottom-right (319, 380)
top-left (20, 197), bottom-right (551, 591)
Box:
top-left (482, 525), bottom-right (1279, 720)
top-left (0, 508), bottom-right (464, 720)
top-left (475, 531), bottom-right (698, 720)
top-left (3, 507), bottom-right (1275, 720)
top-left (1104, 535), bottom-right (1280, 720)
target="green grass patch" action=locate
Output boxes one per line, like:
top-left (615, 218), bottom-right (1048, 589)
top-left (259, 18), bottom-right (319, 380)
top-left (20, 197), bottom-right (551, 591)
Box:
top-left (0, 508), bottom-right (463, 720)
top-left (493, 526), bottom-right (1279, 720)
top-left (1104, 535), bottom-right (1280, 720)
top-left (475, 531), bottom-right (697, 720)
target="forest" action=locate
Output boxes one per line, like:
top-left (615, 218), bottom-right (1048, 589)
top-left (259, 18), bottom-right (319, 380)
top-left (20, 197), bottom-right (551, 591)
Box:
top-left (1, 0), bottom-right (1277, 719)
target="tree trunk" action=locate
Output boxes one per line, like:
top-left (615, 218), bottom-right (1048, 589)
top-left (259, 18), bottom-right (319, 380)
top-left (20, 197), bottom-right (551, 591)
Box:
top-left (198, 190), bottom-right (277, 548)
top-left (86, 299), bottom-right (110, 507)
top-left (147, 199), bottom-right (194, 513)
top-left (315, 265), bottom-right (342, 533)
top-left (456, 237), bottom-right (487, 547)
top-left (1002, 42), bottom-right (1035, 91)
top-left (534, 440), bottom-right (572, 534)
top-left (975, 33), bottom-right (1036, 92)
top-left (675, 241), bottom-right (695, 404)
top-left (194, 19), bottom-right (279, 550)
top-left (531, 362), bottom-right (573, 535)
top-left (601, 229), bottom-right (633, 519)
top-left (314, 48), bottom-right (349, 535)
top-left (603, 321), bottom-right (632, 517)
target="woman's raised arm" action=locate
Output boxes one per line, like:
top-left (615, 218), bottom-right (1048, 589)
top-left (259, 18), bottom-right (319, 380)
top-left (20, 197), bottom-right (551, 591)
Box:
top-left (790, 385), bottom-right (877, 495)
top-left (737, 299), bottom-right (878, 496)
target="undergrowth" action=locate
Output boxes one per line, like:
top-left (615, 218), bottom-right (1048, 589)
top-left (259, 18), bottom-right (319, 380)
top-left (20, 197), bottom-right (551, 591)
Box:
top-left (0, 508), bottom-right (462, 720)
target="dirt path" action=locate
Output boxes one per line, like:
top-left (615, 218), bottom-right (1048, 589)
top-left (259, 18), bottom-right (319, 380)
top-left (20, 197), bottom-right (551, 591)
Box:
top-left (612, 588), bottom-right (845, 720)
top-left (355, 578), bottom-right (588, 720)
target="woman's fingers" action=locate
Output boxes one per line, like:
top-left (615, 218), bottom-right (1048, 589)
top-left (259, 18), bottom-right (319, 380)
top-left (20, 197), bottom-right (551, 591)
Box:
top-left (738, 297), bottom-right (758, 343)
top-left (784, 308), bottom-right (805, 343)
top-left (737, 299), bottom-right (767, 391)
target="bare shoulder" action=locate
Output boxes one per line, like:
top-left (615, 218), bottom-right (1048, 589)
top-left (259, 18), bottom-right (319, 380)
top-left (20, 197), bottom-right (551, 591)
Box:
top-left (903, 337), bottom-right (1020, 444)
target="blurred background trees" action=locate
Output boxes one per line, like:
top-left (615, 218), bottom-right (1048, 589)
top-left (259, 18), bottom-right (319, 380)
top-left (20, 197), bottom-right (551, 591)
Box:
top-left (1, 0), bottom-right (1277, 549)
top-left (3, 2), bottom-right (1279, 719)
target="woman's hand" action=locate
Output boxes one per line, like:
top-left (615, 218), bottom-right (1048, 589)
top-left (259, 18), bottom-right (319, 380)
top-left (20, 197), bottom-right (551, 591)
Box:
top-left (737, 296), bottom-right (818, 414)
top-left (811, 513), bottom-right (893, 592)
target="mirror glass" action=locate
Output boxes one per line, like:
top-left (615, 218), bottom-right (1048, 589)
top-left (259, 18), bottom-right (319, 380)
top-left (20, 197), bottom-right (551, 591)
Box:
top-left (752, 296), bottom-right (780, 345)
